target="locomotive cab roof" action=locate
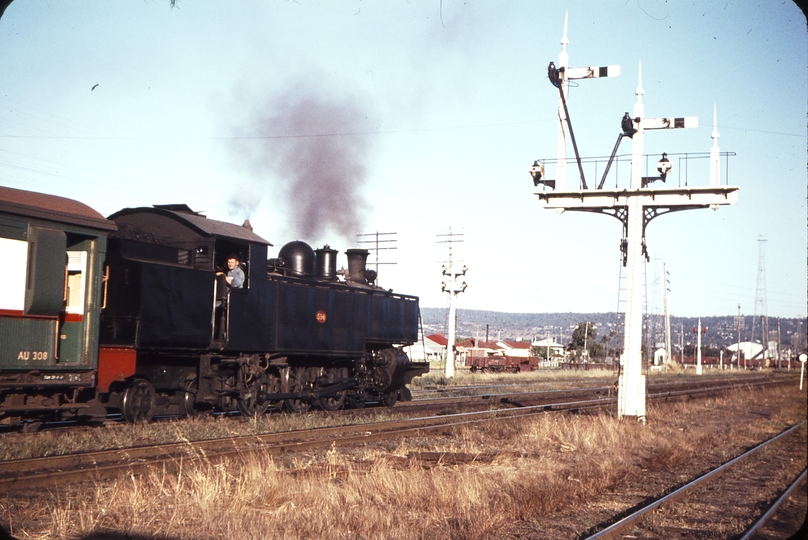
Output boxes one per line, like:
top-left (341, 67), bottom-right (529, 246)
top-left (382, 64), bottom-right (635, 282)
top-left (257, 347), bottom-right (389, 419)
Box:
top-left (108, 205), bottom-right (271, 246)
top-left (0, 185), bottom-right (117, 232)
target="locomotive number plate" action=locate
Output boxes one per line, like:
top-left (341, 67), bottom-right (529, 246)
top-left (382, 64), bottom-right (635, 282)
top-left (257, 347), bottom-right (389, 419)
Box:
top-left (315, 310), bottom-right (327, 324)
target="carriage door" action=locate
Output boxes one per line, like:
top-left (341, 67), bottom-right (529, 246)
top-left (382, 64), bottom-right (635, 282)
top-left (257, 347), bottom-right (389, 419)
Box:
top-left (0, 227), bottom-right (64, 369)
top-left (58, 250), bottom-right (87, 363)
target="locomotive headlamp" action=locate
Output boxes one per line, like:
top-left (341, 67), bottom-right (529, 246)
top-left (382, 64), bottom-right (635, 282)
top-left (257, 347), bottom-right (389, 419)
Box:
top-left (656, 153), bottom-right (672, 180)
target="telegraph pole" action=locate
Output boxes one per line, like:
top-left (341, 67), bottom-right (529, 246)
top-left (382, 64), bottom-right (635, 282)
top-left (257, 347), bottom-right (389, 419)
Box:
top-left (696, 318), bottom-right (703, 375)
top-left (437, 228), bottom-right (467, 379)
top-left (530, 21), bottom-right (738, 421)
top-left (663, 264), bottom-right (671, 368)
top-left (735, 304), bottom-right (744, 369)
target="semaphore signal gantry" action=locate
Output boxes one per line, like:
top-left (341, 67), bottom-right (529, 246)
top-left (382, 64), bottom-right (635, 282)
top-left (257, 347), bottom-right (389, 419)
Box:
top-left (529, 14), bottom-right (740, 422)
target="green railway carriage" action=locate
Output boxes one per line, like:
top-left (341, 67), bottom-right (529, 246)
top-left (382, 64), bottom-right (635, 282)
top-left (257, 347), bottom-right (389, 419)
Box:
top-left (0, 186), bottom-right (116, 425)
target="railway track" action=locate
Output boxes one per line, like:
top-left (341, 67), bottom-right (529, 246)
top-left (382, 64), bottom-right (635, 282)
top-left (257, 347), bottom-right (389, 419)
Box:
top-left (0, 375), bottom-right (795, 494)
top-left (411, 373), bottom-right (767, 398)
top-left (586, 421), bottom-right (807, 539)
top-left (0, 373), bottom-right (783, 439)
top-left (395, 374), bottom-right (790, 415)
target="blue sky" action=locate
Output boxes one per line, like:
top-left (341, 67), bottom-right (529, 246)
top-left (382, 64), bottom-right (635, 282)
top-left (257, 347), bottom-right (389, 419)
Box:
top-left (1, 1), bottom-right (805, 318)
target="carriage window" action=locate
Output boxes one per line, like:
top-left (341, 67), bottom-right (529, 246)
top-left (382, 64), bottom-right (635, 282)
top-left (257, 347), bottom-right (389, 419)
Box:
top-left (0, 237), bottom-right (28, 311)
top-left (65, 251), bottom-right (87, 314)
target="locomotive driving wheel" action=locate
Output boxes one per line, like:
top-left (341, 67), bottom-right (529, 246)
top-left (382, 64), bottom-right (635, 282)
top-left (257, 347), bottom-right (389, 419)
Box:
top-left (345, 389), bottom-right (367, 409)
top-left (122, 379), bottom-right (156, 423)
top-left (182, 376), bottom-right (212, 418)
top-left (380, 390), bottom-right (398, 408)
top-left (284, 366), bottom-right (312, 413)
top-left (317, 367), bottom-right (346, 411)
top-left (237, 376), bottom-right (269, 417)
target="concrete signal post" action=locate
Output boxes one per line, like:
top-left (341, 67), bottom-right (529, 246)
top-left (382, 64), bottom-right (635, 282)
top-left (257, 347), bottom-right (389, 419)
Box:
top-left (531, 21), bottom-right (739, 421)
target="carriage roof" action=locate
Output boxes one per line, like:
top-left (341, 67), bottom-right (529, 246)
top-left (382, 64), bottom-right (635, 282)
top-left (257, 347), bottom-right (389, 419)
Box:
top-left (0, 185), bottom-right (116, 232)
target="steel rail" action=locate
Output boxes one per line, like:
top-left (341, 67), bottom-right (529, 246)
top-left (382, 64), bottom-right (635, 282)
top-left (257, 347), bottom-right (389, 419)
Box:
top-left (0, 377), bottom-right (791, 492)
top-left (0, 374), bottom-right (787, 435)
top-left (0, 397), bottom-right (612, 491)
top-left (585, 420), bottom-right (807, 539)
top-left (400, 375), bottom-right (785, 410)
top-left (738, 468), bottom-right (807, 540)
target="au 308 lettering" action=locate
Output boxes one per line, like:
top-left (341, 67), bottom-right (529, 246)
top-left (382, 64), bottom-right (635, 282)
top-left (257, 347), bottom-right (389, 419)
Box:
top-left (17, 351), bottom-right (49, 361)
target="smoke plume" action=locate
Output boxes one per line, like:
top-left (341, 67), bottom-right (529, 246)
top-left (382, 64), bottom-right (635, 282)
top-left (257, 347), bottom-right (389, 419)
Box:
top-left (229, 87), bottom-right (376, 241)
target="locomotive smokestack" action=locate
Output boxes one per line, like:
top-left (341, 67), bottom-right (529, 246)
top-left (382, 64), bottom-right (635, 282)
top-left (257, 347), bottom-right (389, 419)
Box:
top-left (345, 248), bottom-right (369, 284)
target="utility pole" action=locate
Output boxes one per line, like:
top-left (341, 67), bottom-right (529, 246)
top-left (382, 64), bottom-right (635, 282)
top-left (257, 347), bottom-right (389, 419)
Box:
top-left (735, 304), bottom-right (744, 370)
top-left (696, 318), bottom-right (703, 375)
top-left (663, 264), bottom-right (671, 368)
top-left (583, 321), bottom-right (590, 360)
top-left (437, 228), bottom-right (467, 379)
top-left (530, 20), bottom-right (738, 421)
top-left (777, 318), bottom-right (782, 368)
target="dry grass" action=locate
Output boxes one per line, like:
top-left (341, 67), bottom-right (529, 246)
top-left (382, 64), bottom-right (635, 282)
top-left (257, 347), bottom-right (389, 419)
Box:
top-left (3, 382), bottom-right (805, 540)
top-left (0, 409), bottom-right (404, 462)
top-left (1, 368), bottom-right (769, 462)
top-left (412, 362), bottom-right (766, 390)
top-left (413, 365), bottom-right (619, 389)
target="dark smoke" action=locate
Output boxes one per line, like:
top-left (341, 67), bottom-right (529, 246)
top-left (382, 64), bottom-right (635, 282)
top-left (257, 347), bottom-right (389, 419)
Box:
top-left (229, 89), bottom-right (376, 241)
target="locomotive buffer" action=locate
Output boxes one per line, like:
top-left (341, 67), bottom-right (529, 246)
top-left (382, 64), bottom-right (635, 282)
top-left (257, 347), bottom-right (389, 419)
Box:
top-left (531, 26), bottom-right (739, 421)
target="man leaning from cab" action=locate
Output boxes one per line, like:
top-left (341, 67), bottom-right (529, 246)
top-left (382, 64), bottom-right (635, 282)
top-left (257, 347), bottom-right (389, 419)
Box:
top-left (217, 253), bottom-right (244, 289)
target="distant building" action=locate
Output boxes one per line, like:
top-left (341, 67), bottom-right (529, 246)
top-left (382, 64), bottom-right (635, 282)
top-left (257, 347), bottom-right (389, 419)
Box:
top-left (423, 333), bottom-right (449, 361)
top-left (498, 340), bottom-right (532, 358)
top-left (531, 337), bottom-right (565, 358)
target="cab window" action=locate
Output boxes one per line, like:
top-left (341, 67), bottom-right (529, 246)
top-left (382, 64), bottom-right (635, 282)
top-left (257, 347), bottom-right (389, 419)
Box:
top-left (214, 241), bottom-right (248, 290)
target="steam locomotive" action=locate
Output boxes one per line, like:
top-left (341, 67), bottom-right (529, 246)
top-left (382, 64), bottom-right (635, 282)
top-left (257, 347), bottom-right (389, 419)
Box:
top-left (0, 186), bottom-right (427, 426)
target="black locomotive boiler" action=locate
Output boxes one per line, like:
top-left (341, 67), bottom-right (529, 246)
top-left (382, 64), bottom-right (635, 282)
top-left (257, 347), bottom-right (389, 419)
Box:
top-left (99, 204), bottom-right (428, 421)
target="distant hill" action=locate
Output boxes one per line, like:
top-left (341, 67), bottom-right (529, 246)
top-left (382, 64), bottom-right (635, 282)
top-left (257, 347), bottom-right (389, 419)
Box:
top-left (420, 307), bottom-right (805, 353)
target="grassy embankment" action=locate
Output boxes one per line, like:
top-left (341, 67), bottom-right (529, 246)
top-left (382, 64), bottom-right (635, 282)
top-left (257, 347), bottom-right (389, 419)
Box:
top-left (2, 372), bottom-right (804, 539)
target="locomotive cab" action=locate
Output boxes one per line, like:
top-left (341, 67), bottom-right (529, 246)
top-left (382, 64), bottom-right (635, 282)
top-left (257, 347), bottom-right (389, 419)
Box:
top-left (101, 205), bottom-right (270, 352)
